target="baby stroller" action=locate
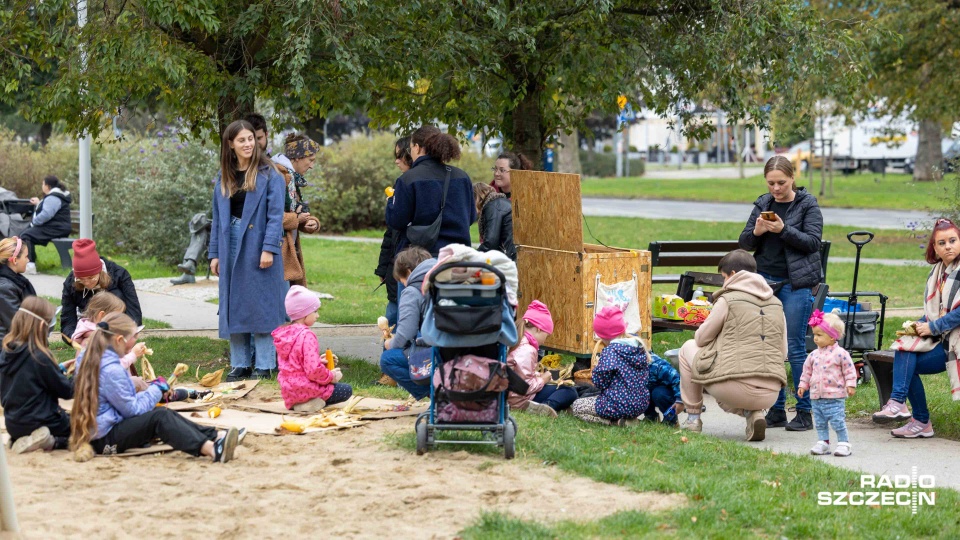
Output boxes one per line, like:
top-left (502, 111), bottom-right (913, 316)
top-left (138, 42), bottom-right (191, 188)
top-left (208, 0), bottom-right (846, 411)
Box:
top-left (414, 261), bottom-right (522, 459)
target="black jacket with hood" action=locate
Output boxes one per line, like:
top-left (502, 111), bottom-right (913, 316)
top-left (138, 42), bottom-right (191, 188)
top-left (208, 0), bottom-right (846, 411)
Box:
top-left (0, 343), bottom-right (73, 436)
top-left (738, 187), bottom-right (823, 290)
top-left (60, 259), bottom-right (142, 340)
top-left (478, 196), bottom-right (516, 260)
top-left (0, 264), bottom-right (36, 341)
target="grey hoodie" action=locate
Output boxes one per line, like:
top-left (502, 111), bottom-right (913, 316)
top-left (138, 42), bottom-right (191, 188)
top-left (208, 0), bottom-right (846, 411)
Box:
top-left (390, 258), bottom-right (437, 358)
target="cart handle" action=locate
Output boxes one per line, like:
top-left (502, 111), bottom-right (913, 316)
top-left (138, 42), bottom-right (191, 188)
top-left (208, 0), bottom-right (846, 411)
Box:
top-left (426, 261), bottom-right (508, 295)
top-left (846, 231), bottom-right (874, 246)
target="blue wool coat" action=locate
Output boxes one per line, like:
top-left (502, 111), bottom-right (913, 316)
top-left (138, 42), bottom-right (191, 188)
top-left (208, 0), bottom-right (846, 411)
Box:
top-left (209, 164), bottom-right (287, 338)
top-left (592, 337), bottom-right (651, 420)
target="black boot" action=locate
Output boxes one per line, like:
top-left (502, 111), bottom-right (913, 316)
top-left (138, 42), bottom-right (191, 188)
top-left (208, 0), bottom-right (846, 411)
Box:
top-left (765, 408), bottom-right (788, 428)
top-left (226, 366), bottom-right (252, 381)
top-left (785, 410), bottom-right (814, 432)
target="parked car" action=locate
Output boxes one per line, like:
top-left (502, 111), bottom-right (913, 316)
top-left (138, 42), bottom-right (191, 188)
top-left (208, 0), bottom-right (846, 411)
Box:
top-left (903, 140), bottom-right (960, 175)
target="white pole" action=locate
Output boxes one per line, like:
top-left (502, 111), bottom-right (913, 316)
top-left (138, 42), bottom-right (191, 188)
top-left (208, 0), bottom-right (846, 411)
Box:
top-left (614, 130), bottom-right (623, 178)
top-left (77, 0), bottom-right (93, 239)
top-left (0, 443), bottom-right (19, 533)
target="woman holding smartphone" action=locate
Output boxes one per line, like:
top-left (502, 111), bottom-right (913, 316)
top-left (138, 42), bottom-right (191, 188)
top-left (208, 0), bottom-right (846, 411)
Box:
top-left (738, 155), bottom-right (824, 432)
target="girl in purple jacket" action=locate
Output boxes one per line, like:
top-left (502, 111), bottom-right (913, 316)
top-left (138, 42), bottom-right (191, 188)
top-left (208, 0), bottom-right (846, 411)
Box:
top-left (69, 313), bottom-right (240, 463)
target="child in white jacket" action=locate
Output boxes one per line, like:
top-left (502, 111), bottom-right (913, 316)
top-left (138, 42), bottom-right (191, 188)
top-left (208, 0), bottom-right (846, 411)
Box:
top-left (799, 310), bottom-right (857, 457)
top-left (507, 300), bottom-right (577, 417)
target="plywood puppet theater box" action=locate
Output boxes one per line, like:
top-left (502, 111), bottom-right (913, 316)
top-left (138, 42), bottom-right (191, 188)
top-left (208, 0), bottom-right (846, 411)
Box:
top-left (511, 170), bottom-right (652, 356)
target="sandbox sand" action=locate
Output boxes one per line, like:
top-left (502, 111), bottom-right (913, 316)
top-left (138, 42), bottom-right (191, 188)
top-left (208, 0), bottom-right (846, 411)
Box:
top-left (5, 389), bottom-right (685, 539)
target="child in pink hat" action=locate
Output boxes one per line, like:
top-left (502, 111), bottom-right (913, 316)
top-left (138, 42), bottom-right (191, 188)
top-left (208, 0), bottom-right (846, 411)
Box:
top-left (271, 286), bottom-right (353, 411)
top-left (507, 300), bottom-right (578, 417)
top-left (571, 306), bottom-right (651, 426)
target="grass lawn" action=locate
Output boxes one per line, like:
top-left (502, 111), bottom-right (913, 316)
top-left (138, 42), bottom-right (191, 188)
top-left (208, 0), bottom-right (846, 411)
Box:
top-left (581, 171), bottom-right (952, 211)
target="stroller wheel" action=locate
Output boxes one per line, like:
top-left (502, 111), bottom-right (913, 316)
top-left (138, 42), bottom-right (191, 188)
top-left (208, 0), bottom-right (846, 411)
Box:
top-left (416, 420), bottom-right (429, 455)
top-left (503, 419), bottom-right (516, 460)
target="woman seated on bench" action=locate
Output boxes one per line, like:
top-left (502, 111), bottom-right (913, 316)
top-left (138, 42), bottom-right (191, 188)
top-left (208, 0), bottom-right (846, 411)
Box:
top-left (20, 175), bottom-right (73, 275)
top-left (871, 218), bottom-right (960, 439)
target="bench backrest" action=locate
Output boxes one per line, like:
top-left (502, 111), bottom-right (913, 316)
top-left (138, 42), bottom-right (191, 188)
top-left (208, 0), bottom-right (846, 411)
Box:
top-left (68, 210), bottom-right (93, 236)
top-left (649, 239), bottom-right (831, 282)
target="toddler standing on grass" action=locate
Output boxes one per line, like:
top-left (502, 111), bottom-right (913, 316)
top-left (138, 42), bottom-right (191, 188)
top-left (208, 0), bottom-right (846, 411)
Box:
top-left (571, 306), bottom-right (650, 426)
top-left (798, 310), bottom-right (857, 457)
top-left (273, 286), bottom-right (353, 412)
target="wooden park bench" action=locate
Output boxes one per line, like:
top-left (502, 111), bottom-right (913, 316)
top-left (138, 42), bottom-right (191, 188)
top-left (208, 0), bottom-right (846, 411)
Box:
top-left (863, 349), bottom-right (895, 409)
top-left (51, 210), bottom-right (94, 269)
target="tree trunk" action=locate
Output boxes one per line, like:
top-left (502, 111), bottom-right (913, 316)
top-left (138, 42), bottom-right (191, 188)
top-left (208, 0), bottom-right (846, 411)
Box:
top-left (511, 85), bottom-right (543, 169)
top-left (303, 117), bottom-right (327, 146)
top-left (556, 130), bottom-right (581, 174)
top-left (914, 119), bottom-right (943, 182)
top-left (38, 123), bottom-right (52, 147)
top-left (216, 88), bottom-right (256, 136)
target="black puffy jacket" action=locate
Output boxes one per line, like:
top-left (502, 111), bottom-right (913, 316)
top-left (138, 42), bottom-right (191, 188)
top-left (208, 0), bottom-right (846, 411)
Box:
top-left (478, 196), bottom-right (516, 260)
top-left (60, 259), bottom-right (142, 340)
top-left (34, 190), bottom-right (73, 236)
top-left (739, 187), bottom-right (823, 289)
top-left (0, 264), bottom-right (37, 341)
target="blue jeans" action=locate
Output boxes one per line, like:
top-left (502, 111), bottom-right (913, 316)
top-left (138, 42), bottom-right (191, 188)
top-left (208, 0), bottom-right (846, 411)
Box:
top-left (645, 384), bottom-right (677, 418)
top-left (533, 385), bottom-right (578, 411)
top-left (762, 275), bottom-right (813, 412)
top-left (380, 348), bottom-right (430, 401)
top-left (229, 333), bottom-right (276, 370)
top-left (385, 301), bottom-right (398, 328)
top-left (812, 398), bottom-right (848, 443)
top-left (227, 217), bottom-right (277, 370)
top-left (892, 345), bottom-right (947, 423)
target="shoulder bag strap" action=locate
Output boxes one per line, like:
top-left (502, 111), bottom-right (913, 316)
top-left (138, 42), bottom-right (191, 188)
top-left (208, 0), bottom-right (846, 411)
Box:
top-left (438, 166), bottom-right (452, 213)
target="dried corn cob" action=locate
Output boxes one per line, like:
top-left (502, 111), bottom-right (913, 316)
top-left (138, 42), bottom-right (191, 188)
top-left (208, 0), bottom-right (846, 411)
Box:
top-left (197, 367), bottom-right (225, 388)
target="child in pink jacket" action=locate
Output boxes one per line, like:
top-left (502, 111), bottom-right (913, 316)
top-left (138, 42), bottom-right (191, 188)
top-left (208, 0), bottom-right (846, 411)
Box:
top-left (507, 300), bottom-right (577, 417)
top-left (272, 286), bottom-right (353, 412)
top-left (798, 311), bottom-right (857, 457)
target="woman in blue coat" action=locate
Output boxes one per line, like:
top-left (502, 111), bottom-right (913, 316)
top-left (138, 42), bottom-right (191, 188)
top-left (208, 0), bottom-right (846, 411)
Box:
top-left (210, 120), bottom-right (287, 381)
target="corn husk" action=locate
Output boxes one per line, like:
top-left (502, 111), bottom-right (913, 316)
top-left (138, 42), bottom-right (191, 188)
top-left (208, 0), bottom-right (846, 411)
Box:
top-left (538, 354), bottom-right (563, 371)
top-left (196, 366), bottom-right (225, 387)
top-left (140, 356), bottom-right (156, 382)
top-left (167, 363), bottom-right (189, 386)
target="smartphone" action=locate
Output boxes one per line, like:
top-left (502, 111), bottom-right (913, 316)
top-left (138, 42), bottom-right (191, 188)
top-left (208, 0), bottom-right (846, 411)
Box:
top-left (761, 211), bottom-right (776, 221)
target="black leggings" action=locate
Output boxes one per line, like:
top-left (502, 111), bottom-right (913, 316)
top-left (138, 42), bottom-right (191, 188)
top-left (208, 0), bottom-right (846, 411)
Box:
top-left (7, 411), bottom-right (71, 450)
top-left (20, 225), bottom-right (68, 262)
top-left (91, 407), bottom-right (217, 456)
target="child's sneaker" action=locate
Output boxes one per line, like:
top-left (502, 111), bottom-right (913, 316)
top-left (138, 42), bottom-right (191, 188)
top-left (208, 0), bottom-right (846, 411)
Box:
top-left (292, 397), bottom-right (327, 413)
top-left (834, 442), bottom-right (852, 457)
top-left (745, 410), bottom-right (766, 442)
top-left (12, 426), bottom-right (55, 454)
top-left (890, 418), bottom-right (934, 438)
top-left (237, 428), bottom-right (248, 445)
top-left (616, 418), bottom-right (640, 427)
top-left (810, 440), bottom-right (831, 455)
top-left (680, 417), bottom-right (702, 433)
top-left (872, 399), bottom-right (911, 424)
top-left (642, 411), bottom-right (660, 423)
top-left (213, 427), bottom-right (239, 463)
top-left (525, 401), bottom-right (558, 418)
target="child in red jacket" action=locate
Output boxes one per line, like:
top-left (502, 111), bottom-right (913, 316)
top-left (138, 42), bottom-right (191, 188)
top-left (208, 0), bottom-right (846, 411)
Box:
top-left (272, 286), bottom-right (353, 411)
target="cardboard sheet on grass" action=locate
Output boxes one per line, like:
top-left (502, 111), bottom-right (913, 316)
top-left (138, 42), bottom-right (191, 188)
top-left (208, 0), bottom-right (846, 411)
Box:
top-left (234, 396), bottom-right (427, 420)
top-left (164, 379), bottom-right (261, 411)
top-left (180, 408), bottom-right (366, 435)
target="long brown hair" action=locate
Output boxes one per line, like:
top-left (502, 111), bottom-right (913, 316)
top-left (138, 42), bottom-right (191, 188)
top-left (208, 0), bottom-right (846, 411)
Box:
top-left (1, 296), bottom-right (55, 362)
top-left (81, 291), bottom-right (126, 320)
top-left (764, 155), bottom-right (794, 179)
top-left (69, 312), bottom-right (138, 458)
top-left (219, 120), bottom-right (272, 198)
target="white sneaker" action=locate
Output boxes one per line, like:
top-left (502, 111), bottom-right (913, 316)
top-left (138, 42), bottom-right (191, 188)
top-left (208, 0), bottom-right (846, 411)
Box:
top-left (12, 426), bottom-right (54, 454)
top-left (25, 262), bottom-right (37, 275)
top-left (525, 401), bottom-right (558, 418)
top-left (810, 440), bottom-right (831, 455)
top-left (834, 442), bottom-right (852, 457)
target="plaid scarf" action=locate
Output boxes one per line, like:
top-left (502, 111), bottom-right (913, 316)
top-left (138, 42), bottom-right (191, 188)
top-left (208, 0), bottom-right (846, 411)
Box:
top-left (924, 261), bottom-right (960, 357)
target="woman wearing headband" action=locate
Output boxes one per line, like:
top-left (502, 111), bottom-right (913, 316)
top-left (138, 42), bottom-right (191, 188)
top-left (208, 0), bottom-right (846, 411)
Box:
top-left (0, 236), bottom-right (37, 341)
top-left (271, 133), bottom-right (321, 287)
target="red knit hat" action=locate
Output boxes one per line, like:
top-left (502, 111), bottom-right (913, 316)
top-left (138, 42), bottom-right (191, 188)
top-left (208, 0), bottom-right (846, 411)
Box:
top-left (72, 239), bottom-right (103, 278)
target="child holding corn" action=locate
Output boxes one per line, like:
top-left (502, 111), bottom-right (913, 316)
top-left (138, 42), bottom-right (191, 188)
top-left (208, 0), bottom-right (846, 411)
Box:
top-left (272, 286), bottom-right (353, 412)
top-left (66, 292), bottom-right (148, 391)
top-left (507, 300), bottom-right (577, 417)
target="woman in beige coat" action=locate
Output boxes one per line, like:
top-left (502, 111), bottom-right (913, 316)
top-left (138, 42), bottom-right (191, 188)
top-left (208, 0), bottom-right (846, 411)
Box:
top-left (272, 134), bottom-right (321, 286)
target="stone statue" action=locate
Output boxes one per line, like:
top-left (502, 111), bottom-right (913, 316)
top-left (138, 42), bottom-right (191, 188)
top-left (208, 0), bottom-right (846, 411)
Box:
top-left (170, 212), bottom-right (211, 285)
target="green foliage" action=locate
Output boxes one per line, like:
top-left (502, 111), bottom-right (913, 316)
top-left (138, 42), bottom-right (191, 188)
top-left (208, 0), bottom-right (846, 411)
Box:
top-left (0, 131), bottom-right (79, 197)
top-left (578, 151), bottom-right (645, 178)
top-left (92, 138), bottom-right (217, 265)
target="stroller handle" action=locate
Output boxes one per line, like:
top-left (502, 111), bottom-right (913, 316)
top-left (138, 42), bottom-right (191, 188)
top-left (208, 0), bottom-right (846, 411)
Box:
top-left (846, 231), bottom-right (874, 246)
top-left (426, 261), bottom-right (508, 294)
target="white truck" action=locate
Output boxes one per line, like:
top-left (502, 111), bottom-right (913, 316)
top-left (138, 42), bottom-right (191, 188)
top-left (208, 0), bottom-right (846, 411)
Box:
top-left (815, 113), bottom-right (956, 174)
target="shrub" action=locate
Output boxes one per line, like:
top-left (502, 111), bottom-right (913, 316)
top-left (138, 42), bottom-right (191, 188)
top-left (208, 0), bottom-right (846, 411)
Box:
top-left (0, 132), bottom-right (80, 198)
top-left (578, 150), bottom-right (645, 178)
top-left (92, 138), bottom-right (217, 265)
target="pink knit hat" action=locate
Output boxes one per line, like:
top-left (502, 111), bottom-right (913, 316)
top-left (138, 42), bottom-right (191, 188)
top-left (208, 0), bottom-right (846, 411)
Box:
top-left (285, 285), bottom-right (320, 321)
top-left (522, 300), bottom-right (554, 334)
top-left (593, 306), bottom-right (626, 340)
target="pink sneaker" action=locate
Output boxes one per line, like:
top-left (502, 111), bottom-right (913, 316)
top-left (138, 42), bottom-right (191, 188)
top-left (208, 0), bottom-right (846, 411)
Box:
top-left (872, 400), bottom-right (911, 424)
top-left (891, 419), bottom-right (934, 439)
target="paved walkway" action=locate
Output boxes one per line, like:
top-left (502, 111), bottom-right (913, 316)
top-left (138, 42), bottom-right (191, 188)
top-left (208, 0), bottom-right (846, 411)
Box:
top-left (581, 198), bottom-right (931, 230)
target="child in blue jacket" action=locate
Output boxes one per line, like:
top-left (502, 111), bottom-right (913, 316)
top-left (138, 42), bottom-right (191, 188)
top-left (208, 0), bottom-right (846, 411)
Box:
top-left (644, 353), bottom-right (684, 425)
top-left (571, 307), bottom-right (650, 426)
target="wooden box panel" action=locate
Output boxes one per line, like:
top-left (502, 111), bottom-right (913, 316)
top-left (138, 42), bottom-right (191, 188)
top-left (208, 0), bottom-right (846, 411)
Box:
top-left (511, 170), bottom-right (584, 253)
top-left (581, 247), bottom-right (652, 350)
top-left (516, 246), bottom-right (585, 354)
